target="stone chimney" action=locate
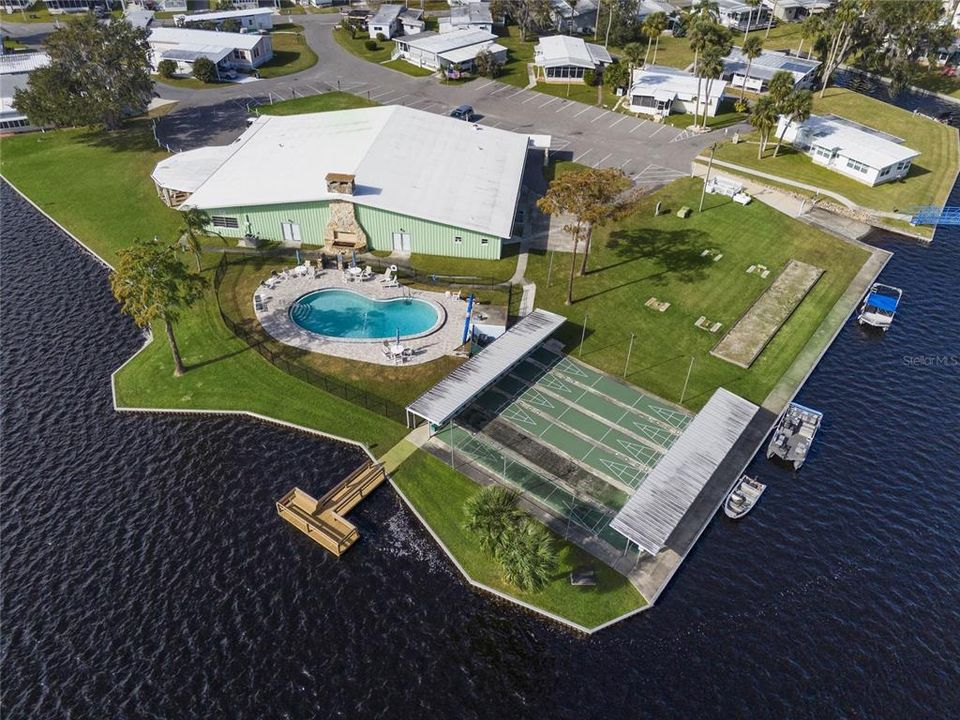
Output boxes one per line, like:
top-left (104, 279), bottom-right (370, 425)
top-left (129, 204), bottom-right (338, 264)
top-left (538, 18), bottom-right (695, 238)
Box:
top-left (326, 172), bottom-right (356, 195)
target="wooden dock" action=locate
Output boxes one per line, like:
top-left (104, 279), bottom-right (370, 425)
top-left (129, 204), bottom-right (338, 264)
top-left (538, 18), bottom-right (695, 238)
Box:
top-left (276, 461), bottom-right (387, 556)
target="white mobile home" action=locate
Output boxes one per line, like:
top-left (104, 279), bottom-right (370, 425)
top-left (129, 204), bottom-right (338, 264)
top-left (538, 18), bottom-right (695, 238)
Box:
top-left (534, 35), bottom-right (612, 82)
top-left (776, 114), bottom-right (920, 186)
top-left (0, 51), bottom-right (49, 132)
top-left (722, 47), bottom-right (820, 92)
top-left (628, 65), bottom-right (727, 117)
top-left (148, 27), bottom-right (273, 77)
top-left (369, 4), bottom-right (404, 39)
top-left (549, 0), bottom-right (598, 35)
top-left (399, 8), bottom-right (425, 35)
top-left (715, 0), bottom-right (772, 32)
top-left (2, 0), bottom-right (31, 14)
top-left (158, 0), bottom-right (188, 11)
top-left (762, 0), bottom-right (834, 23)
top-left (175, 8), bottom-right (275, 32)
top-left (393, 28), bottom-right (506, 71)
top-left (439, 3), bottom-right (494, 33)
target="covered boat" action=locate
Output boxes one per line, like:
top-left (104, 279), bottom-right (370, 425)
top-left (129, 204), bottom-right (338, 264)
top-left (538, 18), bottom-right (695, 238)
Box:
top-left (858, 283), bottom-right (902, 331)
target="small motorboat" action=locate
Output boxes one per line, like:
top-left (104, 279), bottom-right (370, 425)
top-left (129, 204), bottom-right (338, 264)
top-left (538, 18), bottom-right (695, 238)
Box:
top-left (724, 475), bottom-right (766, 519)
top-left (767, 402), bottom-right (822, 470)
top-left (858, 283), bottom-right (902, 331)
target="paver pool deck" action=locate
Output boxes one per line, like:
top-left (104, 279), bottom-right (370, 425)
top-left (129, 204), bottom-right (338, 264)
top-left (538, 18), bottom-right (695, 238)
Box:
top-left (253, 268), bottom-right (470, 365)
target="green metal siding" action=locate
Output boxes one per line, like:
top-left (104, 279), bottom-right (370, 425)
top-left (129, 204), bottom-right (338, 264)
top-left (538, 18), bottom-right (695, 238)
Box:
top-left (202, 201), bottom-right (503, 259)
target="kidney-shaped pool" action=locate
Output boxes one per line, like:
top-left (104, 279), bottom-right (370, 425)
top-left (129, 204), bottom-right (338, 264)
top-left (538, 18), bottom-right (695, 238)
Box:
top-left (289, 289), bottom-right (443, 341)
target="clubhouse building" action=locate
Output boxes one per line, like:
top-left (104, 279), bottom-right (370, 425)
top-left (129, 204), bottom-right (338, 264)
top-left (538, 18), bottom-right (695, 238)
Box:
top-left (151, 106), bottom-right (541, 259)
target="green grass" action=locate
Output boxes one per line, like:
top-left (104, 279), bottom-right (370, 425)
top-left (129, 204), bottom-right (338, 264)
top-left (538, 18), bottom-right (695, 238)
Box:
top-left (497, 25), bottom-right (537, 89)
top-left (152, 74), bottom-right (225, 90)
top-left (331, 26), bottom-right (395, 64)
top-left (902, 66), bottom-right (960, 100)
top-left (714, 87), bottom-right (959, 215)
top-left (663, 101), bottom-right (746, 129)
top-left (407, 243), bottom-right (520, 284)
top-left (381, 59), bottom-right (435, 77)
top-left (644, 34), bottom-right (694, 70)
top-left (256, 91), bottom-right (380, 115)
top-left (257, 32), bottom-right (318, 79)
top-left (544, 159), bottom-right (591, 183)
top-left (532, 80), bottom-right (618, 108)
top-left (391, 450), bottom-right (646, 629)
top-left (0, 122), bottom-right (407, 452)
top-left (525, 177), bottom-right (870, 411)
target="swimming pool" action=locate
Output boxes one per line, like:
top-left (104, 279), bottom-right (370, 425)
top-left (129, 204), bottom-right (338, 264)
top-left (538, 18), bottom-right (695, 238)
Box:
top-left (289, 289), bottom-right (443, 341)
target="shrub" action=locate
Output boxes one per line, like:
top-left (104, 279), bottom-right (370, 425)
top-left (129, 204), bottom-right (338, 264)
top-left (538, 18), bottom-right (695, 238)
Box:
top-left (474, 49), bottom-right (502, 78)
top-left (364, 39), bottom-right (379, 52)
top-left (376, 32), bottom-right (386, 42)
top-left (463, 486), bottom-right (523, 554)
top-left (583, 68), bottom-right (597, 86)
top-left (192, 57), bottom-right (217, 84)
top-left (734, 98), bottom-right (750, 113)
top-left (157, 59), bottom-right (177, 79)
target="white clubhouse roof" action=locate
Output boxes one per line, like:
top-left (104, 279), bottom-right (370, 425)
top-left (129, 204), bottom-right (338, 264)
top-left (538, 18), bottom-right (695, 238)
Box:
top-left (787, 114), bottom-right (920, 168)
top-left (400, 28), bottom-right (497, 53)
top-left (630, 65), bottom-right (727, 102)
top-left (535, 35), bottom-right (612, 69)
top-left (155, 106), bottom-right (531, 238)
top-left (148, 26), bottom-right (265, 51)
top-left (723, 47), bottom-right (820, 83)
top-left (406, 309), bottom-right (566, 427)
top-left (151, 146), bottom-right (236, 193)
top-left (610, 389), bottom-right (759, 556)
top-left (176, 7), bottom-right (274, 22)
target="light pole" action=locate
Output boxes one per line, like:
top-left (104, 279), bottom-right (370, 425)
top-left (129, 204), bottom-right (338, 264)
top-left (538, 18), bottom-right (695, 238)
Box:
top-left (699, 143), bottom-right (717, 213)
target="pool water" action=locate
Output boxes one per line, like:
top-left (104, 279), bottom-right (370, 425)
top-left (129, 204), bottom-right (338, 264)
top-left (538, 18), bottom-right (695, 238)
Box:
top-left (289, 289), bottom-right (441, 340)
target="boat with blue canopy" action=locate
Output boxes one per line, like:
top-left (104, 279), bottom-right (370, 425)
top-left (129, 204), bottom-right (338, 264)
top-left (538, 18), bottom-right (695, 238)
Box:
top-left (858, 283), bottom-right (901, 331)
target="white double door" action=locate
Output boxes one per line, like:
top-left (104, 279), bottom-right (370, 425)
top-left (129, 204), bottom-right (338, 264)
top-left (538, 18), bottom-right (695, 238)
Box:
top-left (391, 232), bottom-right (411, 253)
top-left (281, 221), bottom-right (302, 244)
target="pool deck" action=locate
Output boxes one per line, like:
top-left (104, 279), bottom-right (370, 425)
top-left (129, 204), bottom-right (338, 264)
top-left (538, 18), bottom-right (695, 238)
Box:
top-left (253, 269), bottom-right (470, 366)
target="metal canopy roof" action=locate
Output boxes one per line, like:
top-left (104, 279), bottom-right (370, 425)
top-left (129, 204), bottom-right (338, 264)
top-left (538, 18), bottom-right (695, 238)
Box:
top-left (406, 309), bottom-right (565, 427)
top-left (610, 388), bottom-right (758, 556)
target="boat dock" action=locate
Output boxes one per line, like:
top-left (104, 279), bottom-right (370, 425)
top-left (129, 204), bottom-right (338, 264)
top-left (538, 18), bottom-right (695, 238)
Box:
top-left (276, 460), bottom-right (387, 556)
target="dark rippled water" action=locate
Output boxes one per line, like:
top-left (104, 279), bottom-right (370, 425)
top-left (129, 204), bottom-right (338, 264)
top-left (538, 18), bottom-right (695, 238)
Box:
top-left (2, 176), bottom-right (959, 719)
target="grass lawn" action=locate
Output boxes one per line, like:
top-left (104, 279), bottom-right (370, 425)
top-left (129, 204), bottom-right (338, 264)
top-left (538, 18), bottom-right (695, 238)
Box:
top-left (664, 104), bottom-right (746, 129)
top-left (381, 59), bottom-right (435, 77)
top-left (257, 32), bottom-right (318, 79)
top-left (645, 34), bottom-right (694, 70)
top-left (152, 74), bottom-right (226, 90)
top-left (497, 25), bottom-right (536, 89)
top-left (407, 243), bottom-right (520, 284)
top-left (903, 66), bottom-right (960, 100)
top-left (391, 450), bottom-right (646, 629)
top-left (713, 87), bottom-right (960, 215)
top-left (331, 26), bottom-right (395, 64)
top-left (0, 122), bottom-right (408, 452)
top-left (525, 177), bottom-right (870, 411)
top-left (217, 256), bottom-right (465, 407)
top-left (256, 91), bottom-right (380, 115)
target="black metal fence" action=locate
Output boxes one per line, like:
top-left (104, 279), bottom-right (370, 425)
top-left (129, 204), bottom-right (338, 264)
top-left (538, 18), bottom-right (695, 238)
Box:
top-left (212, 254), bottom-right (409, 424)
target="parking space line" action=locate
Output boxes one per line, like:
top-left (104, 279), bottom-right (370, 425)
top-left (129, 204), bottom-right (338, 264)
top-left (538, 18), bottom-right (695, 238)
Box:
top-left (477, 80), bottom-right (497, 90)
top-left (490, 84), bottom-right (513, 95)
top-left (573, 105), bottom-right (592, 118)
top-left (629, 120), bottom-right (647, 133)
top-left (508, 88), bottom-right (527, 98)
top-left (608, 115), bottom-right (627, 129)
top-left (595, 152), bottom-right (612, 167)
top-left (538, 97), bottom-right (560, 108)
top-left (555, 101), bottom-right (573, 113)
top-left (590, 110), bottom-right (610, 123)
top-left (573, 148), bottom-right (593, 163)
top-left (521, 94), bottom-right (540, 104)
top-left (649, 124), bottom-right (669, 137)
top-left (619, 158), bottom-right (632, 169)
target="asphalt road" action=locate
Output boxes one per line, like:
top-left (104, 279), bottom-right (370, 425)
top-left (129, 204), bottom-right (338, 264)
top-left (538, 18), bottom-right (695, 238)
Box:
top-left (4, 13), bottom-right (735, 187)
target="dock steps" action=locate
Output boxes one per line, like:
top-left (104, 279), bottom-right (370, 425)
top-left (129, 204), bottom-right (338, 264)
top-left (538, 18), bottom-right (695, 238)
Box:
top-left (276, 461), bottom-right (387, 556)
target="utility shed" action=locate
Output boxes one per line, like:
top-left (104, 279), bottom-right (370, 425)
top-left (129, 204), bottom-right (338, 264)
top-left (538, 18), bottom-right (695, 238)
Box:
top-left (406, 309), bottom-right (566, 428)
top-left (610, 388), bottom-right (758, 556)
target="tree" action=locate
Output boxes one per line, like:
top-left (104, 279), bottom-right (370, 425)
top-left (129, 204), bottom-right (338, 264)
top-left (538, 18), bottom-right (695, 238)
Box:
top-left (157, 59), bottom-right (178, 79)
top-left (603, 60), bottom-right (630, 92)
top-left (13, 16), bottom-right (152, 130)
top-left (621, 41), bottom-right (645, 77)
top-left (192, 56), bottom-right (218, 83)
top-left (474, 49), bottom-right (502, 78)
top-left (537, 168), bottom-right (636, 304)
top-left (766, 68), bottom-right (795, 106)
top-left (496, 0), bottom-right (552, 42)
top-left (814, 0), bottom-right (861, 98)
top-left (764, 0), bottom-right (778, 40)
top-left (463, 486), bottom-right (525, 555)
top-left (642, 12), bottom-right (669, 65)
top-left (742, 0), bottom-right (762, 44)
top-left (749, 94), bottom-right (778, 158)
top-left (691, 22), bottom-right (732, 127)
top-left (772, 88), bottom-right (812, 157)
top-left (179, 208), bottom-right (212, 273)
top-left (687, 4), bottom-right (722, 126)
top-left (496, 518), bottom-right (557, 592)
top-left (697, 42), bottom-right (728, 127)
top-left (738, 35), bottom-right (764, 101)
top-left (110, 241), bottom-right (207, 377)
top-left (647, 11), bottom-right (669, 65)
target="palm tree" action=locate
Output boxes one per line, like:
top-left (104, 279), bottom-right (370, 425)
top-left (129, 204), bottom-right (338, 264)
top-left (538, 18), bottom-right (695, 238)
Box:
top-left (742, 0), bottom-right (761, 44)
top-left (766, 68), bottom-right (795, 106)
top-left (641, 12), bottom-right (669, 65)
top-left (496, 518), bottom-right (557, 592)
top-left (649, 11), bottom-right (670, 65)
top-left (738, 35), bottom-right (764, 102)
top-left (463, 486), bottom-right (524, 554)
top-left (764, 0), bottom-right (778, 41)
top-left (622, 41), bottom-right (645, 78)
top-left (772, 88), bottom-right (812, 157)
top-left (179, 207), bottom-right (212, 273)
top-left (110, 240), bottom-right (207, 376)
top-left (687, 14), bottom-right (716, 125)
top-left (698, 44), bottom-right (728, 127)
top-left (749, 94), bottom-right (778, 158)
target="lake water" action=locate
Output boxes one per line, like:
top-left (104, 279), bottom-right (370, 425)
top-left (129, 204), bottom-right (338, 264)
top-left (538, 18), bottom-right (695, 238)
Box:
top-left (2, 170), bottom-right (958, 718)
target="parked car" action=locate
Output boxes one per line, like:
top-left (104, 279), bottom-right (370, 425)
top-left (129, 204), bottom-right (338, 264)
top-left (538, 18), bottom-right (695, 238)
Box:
top-left (449, 105), bottom-right (474, 121)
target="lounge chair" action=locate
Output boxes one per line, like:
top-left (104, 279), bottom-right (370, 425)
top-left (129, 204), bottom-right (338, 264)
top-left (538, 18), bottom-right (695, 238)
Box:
top-left (361, 266), bottom-right (373, 280)
top-left (383, 277), bottom-right (399, 288)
